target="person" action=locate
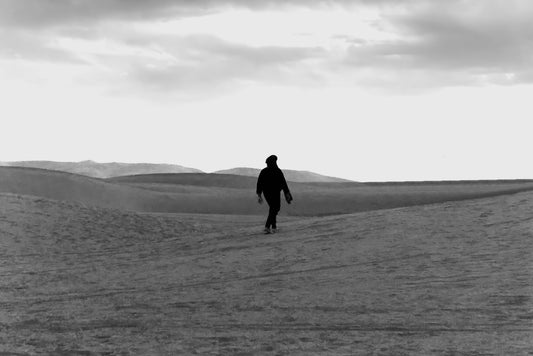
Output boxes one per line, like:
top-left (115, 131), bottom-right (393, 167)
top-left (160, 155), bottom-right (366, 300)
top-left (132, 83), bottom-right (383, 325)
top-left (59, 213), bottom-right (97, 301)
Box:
top-left (256, 155), bottom-right (293, 234)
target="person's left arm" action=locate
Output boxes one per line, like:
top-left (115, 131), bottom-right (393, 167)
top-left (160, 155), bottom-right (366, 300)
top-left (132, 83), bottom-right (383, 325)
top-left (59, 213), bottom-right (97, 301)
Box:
top-left (280, 171), bottom-right (293, 204)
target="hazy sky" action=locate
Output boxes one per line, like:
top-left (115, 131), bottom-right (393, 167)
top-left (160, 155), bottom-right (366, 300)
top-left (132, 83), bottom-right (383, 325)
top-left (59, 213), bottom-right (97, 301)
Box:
top-left (1, 0), bottom-right (532, 181)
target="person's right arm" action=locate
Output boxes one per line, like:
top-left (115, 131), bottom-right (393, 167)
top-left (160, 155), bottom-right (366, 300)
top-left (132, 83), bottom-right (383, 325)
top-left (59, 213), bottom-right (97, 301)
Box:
top-left (256, 170), bottom-right (264, 204)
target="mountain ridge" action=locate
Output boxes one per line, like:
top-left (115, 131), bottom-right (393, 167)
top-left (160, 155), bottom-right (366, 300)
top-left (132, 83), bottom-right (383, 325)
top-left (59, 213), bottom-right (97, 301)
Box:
top-left (0, 160), bottom-right (203, 179)
top-left (0, 160), bottom-right (353, 182)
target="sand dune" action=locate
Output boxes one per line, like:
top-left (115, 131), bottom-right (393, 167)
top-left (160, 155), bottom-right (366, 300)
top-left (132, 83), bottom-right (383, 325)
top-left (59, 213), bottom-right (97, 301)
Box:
top-left (214, 167), bottom-right (352, 183)
top-left (110, 173), bottom-right (533, 216)
top-left (3, 167), bottom-right (533, 217)
top-left (0, 167), bottom-right (265, 215)
top-left (1, 190), bottom-right (532, 354)
top-left (109, 172), bottom-right (258, 189)
top-left (0, 166), bottom-right (160, 211)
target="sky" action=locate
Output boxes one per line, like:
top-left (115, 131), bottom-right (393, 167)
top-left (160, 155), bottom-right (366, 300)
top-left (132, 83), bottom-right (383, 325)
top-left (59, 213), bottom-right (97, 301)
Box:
top-left (1, 0), bottom-right (532, 181)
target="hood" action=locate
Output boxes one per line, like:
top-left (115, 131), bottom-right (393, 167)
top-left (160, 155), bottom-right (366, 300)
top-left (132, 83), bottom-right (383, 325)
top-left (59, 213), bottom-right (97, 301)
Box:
top-left (265, 155), bottom-right (278, 168)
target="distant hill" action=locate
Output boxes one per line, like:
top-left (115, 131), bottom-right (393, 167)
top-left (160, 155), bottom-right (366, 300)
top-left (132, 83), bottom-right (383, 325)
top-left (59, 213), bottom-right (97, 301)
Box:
top-left (0, 160), bottom-right (350, 182)
top-left (0, 160), bottom-right (202, 178)
top-left (215, 167), bottom-right (352, 183)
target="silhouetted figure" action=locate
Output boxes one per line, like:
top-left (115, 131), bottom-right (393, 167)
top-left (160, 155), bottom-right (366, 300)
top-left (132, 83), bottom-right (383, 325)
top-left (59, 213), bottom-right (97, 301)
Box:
top-left (256, 155), bottom-right (293, 234)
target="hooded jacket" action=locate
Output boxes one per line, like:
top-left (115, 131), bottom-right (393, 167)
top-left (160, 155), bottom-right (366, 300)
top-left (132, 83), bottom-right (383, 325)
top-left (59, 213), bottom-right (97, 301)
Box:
top-left (256, 156), bottom-right (290, 197)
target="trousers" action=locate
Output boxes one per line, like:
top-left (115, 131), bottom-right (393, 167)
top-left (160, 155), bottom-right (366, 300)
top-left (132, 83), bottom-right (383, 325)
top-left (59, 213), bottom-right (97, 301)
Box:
top-left (264, 192), bottom-right (281, 229)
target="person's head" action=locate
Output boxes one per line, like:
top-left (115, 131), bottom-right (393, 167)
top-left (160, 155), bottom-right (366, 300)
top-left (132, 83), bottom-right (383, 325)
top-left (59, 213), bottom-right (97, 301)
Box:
top-left (266, 155), bottom-right (278, 168)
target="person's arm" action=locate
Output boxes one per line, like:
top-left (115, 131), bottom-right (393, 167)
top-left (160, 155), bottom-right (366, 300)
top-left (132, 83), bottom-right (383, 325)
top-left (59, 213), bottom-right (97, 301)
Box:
top-left (256, 170), bottom-right (264, 204)
top-left (280, 171), bottom-right (293, 204)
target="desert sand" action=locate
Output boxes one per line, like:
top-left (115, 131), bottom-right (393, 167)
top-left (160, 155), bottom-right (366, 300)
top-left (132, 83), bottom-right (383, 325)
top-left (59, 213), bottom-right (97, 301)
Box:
top-left (3, 166), bottom-right (533, 216)
top-left (1, 183), bottom-right (532, 354)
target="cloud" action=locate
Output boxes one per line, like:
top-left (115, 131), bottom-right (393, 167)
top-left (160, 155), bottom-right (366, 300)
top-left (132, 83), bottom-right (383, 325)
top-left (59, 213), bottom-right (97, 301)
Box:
top-left (0, 11), bottom-right (326, 94)
top-left (124, 35), bottom-right (326, 92)
top-left (0, 0), bottom-right (183, 27)
top-left (343, 0), bottom-right (533, 87)
top-left (0, 0), bottom-right (355, 92)
top-left (0, 29), bottom-right (86, 63)
top-left (1, 0), bottom-right (532, 93)
top-left (0, 0), bottom-right (415, 28)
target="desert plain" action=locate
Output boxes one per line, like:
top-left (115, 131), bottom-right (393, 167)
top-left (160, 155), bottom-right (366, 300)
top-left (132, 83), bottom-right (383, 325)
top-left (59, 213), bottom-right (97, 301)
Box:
top-left (1, 166), bottom-right (533, 355)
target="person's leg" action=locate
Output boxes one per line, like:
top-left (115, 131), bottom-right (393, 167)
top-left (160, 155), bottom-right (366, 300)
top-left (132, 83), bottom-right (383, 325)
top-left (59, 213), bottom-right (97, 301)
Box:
top-left (264, 193), bottom-right (280, 230)
top-left (268, 194), bottom-right (281, 230)
top-left (265, 208), bottom-right (273, 229)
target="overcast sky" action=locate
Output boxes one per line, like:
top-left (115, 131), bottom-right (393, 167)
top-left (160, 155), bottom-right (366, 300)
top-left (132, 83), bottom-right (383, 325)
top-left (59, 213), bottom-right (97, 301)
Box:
top-left (1, 0), bottom-right (532, 181)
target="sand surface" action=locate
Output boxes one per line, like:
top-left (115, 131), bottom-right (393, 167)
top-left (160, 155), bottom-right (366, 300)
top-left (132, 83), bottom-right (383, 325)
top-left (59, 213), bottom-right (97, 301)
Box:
top-left (4, 167), bottom-right (533, 217)
top-left (1, 192), bottom-right (532, 355)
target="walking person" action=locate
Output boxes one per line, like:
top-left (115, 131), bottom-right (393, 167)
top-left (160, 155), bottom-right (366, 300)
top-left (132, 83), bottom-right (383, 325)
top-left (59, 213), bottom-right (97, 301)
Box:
top-left (256, 155), bottom-right (293, 234)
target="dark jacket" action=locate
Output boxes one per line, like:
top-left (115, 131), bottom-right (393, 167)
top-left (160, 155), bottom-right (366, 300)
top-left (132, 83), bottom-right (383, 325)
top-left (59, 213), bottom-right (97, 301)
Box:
top-left (256, 162), bottom-right (290, 197)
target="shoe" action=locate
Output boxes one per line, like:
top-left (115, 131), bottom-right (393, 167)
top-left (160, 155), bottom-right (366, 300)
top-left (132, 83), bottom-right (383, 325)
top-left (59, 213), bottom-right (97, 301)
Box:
top-left (271, 228), bottom-right (278, 234)
top-left (263, 227), bottom-right (272, 234)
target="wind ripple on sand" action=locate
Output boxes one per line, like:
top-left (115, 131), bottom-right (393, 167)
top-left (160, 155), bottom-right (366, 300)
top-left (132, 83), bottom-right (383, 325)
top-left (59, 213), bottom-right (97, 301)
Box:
top-left (1, 192), bottom-right (532, 355)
